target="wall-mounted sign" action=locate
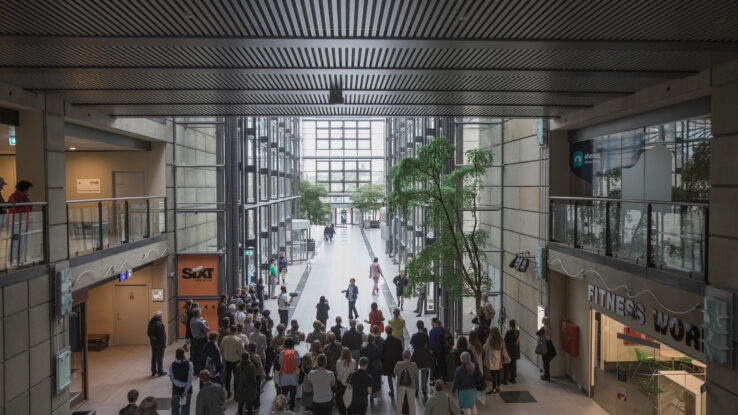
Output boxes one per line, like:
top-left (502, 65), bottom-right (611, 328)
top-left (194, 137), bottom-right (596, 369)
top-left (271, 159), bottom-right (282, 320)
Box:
top-left (244, 248), bottom-right (254, 256)
top-left (119, 269), bottom-right (132, 282)
top-left (177, 254), bottom-right (219, 296)
top-left (704, 286), bottom-right (733, 365)
top-left (152, 288), bottom-right (165, 302)
top-left (8, 126), bottom-right (15, 146)
top-left (537, 118), bottom-right (546, 146)
top-left (535, 245), bottom-right (546, 280)
top-left (77, 178), bottom-right (101, 193)
top-left (56, 347), bottom-right (71, 393)
top-left (55, 264), bottom-right (72, 317)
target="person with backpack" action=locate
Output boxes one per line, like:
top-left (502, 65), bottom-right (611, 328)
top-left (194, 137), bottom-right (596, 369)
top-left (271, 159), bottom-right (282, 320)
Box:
top-left (483, 327), bottom-right (510, 395)
top-left (360, 334), bottom-right (383, 400)
top-left (316, 296), bottom-right (330, 327)
top-left (394, 350), bottom-right (419, 415)
top-left (392, 270), bottom-right (409, 311)
top-left (364, 302), bottom-right (385, 336)
top-left (276, 338), bottom-right (301, 411)
top-left (503, 319), bottom-right (520, 384)
top-left (410, 320), bottom-right (433, 398)
top-left (233, 351), bottom-right (258, 415)
top-left (429, 318), bottom-right (449, 382)
top-left (381, 326), bottom-right (404, 398)
top-left (452, 351), bottom-right (481, 415)
top-left (335, 347), bottom-right (356, 415)
top-left (278, 253), bottom-right (289, 284)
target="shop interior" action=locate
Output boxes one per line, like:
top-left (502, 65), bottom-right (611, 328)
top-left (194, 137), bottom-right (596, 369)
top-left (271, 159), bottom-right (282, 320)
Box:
top-left (591, 311), bottom-right (706, 415)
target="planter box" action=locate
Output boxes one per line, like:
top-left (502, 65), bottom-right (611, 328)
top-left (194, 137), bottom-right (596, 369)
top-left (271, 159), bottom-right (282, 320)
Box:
top-left (369, 221), bottom-right (380, 228)
top-left (307, 240), bottom-right (315, 251)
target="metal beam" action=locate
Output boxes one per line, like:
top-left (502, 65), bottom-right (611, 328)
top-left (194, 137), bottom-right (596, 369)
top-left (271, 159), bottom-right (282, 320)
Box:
top-left (75, 102), bottom-right (591, 109)
top-left (0, 67), bottom-right (694, 78)
top-left (1, 35), bottom-right (737, 52)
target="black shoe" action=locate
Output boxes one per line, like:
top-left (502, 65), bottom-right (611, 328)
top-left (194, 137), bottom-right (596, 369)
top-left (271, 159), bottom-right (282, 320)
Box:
top-left (412, 310), bottom-right (418, 313)
top-left (157, 371), bottom-right (168, 377)
top-left (401, 304), bottom-right (404, 311)
top-left (416, 314), bottom-right (422, 317)
top-left (485, 389), bottom-right (495, 395)
top-left (541, 375), bottom-right (550, 381)
top-left (509, 379), bottom-right (516, 384)
top-left (152, 373), bottom-right (157, 377)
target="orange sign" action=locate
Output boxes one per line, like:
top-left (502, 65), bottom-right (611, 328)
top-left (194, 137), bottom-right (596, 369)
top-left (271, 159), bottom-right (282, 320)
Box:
top-left (177, 254), bottom-right (219, 296)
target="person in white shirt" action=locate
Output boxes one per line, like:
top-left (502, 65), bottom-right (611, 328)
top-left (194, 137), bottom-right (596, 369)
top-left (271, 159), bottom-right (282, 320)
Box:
top-left (235, 302), bottom-right (247, 327)
top-left (248, 320), bottom-right (268, 363)
top-left (236, 324), bottom-right (250, 347)
top-left (277, 286), bottom-right (292, 326)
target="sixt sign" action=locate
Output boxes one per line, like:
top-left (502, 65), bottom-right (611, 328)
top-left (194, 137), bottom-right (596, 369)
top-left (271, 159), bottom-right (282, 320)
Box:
top-left (181, 265), bottom-right (215, 280)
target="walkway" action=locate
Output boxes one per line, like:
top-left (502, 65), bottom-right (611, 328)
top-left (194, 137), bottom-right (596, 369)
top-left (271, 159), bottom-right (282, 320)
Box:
top-left (78, 225), bottom-right (606, 415)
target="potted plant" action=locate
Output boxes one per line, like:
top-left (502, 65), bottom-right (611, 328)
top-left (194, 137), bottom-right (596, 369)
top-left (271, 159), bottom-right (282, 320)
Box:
top-left (299, 180), bottom-right (330, 251)
top-left (350, 184), bottom-right (384, 229)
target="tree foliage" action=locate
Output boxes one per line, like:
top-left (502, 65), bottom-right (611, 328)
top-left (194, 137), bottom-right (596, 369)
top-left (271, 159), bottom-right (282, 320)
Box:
top-left (386, 137), bottom-right (494, 310)
top-left (299, 180), bottom-right (330, 237)
top-left (350, 184), bottom-right (384, 220)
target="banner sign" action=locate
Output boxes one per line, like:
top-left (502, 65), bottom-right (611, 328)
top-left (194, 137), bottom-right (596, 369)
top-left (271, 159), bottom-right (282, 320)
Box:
top-left (177, 254), bottom-right (219, 296)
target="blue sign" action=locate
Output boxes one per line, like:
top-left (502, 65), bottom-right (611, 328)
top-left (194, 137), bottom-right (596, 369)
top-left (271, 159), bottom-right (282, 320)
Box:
top-left (119, 271), bottom-right (128, 282)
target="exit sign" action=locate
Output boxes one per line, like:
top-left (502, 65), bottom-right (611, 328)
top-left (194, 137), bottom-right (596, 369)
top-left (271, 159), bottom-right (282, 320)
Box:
top-left (8, 136), bottom-right (15, 146)
top-left (244, 249), bottom-right (254, 255)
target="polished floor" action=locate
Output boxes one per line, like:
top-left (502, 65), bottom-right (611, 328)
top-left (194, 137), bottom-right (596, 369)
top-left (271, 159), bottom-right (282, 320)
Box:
top-left (78, 226), bottom-right (608, 415)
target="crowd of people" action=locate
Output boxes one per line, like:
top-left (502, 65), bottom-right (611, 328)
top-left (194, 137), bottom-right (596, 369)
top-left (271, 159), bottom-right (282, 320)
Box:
top-left (128, 256), bottom-right (557, 415)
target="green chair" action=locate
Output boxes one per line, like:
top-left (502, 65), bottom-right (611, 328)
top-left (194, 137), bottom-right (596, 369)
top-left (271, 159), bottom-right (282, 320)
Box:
top-left (633, 348), bottom-right (656, 378)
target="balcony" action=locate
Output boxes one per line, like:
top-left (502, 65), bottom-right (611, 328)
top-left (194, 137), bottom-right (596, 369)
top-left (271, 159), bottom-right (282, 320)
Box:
top-left (550, 196), bottom-right (707, 282)
top-left (67, 196), bottom-right (166, 257)
top-left (0, 202), bottom-right (47, 273)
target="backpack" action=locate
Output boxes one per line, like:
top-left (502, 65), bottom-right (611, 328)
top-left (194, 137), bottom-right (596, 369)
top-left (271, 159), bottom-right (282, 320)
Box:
top-left (180, 311), bottom-right (188, 325)
top-left (280, 349), bottom-right (298, 374)
top-left (443, 331), bottom-right (454, 353)
top-left (398, 367), bottom-right (413, 387)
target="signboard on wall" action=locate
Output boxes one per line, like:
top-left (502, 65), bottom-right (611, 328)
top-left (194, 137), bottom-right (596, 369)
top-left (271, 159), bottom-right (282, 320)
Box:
top-left (177, 254), bottom-right (219, 296)
top-left (76, 178), bottom-right (101, 193)
top-left (56, 347), bottom-right (71, 393)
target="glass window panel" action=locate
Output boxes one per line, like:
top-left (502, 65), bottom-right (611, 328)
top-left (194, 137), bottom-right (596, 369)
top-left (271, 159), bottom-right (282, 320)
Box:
top-left (345, 172), bottom-right (357, 181)
top-left (330, 183), bottom-right (343, 192)
top-left (345, 140), bottom-right (356, 149)
top-left (359, 121), bottom-right (370, 128)
top-left (317, 129), bottom-right (329, 138)
top-left (317, 161), bottom-right (329, 170)
top-left (331, 121), bottom-right (343, 128)
top-left (345, 182), bottom-right (357, 192)
top-left (330, 172), bottom-right (344, 181)
top-left (359, 172), bottom-right (370, 182)
top-left (317, 172), bottom-right (329, 181)
top-left (331, 129), bottom-right (343, 138)
top-left (372, 160), bottom-right (384, 171)
top-left (357, 149), bottom-right (372, 156)
top-left (331, 161), bottom-right (343, 170)
top-left (358, 161), bottom-right (370, 170)
top-left (344, 150), bottom-right (358, 157)
top-left (345, 129), bottom-right (356, 138)
top-left (358, 140), bottom-right (371, 149)
top-left (317, 140), bottom-right (329, 149)
top-left (331, 140), bottom-right (343, 149)
top-left (345, 121), bottom-right (356, 128)
top-left (317, 121), bottom-right (329, 128)
top-left (358, 129), bottom-right (370, 139)
top-left (316, 149), bottom-right (330, 156)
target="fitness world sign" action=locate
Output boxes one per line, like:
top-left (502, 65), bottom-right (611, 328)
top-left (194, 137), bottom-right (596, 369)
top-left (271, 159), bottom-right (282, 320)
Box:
top-left (588, 284), bottom-right (703, 353)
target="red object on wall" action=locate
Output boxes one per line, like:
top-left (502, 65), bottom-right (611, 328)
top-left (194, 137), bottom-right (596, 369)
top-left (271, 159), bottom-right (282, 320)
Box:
top-left (623, 326), bottom-right (654, 345)
top-left (561, 320), bottom-right (580, 357)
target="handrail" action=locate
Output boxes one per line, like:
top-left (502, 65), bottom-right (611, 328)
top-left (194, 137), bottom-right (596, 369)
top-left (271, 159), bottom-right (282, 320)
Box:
top-left (0, 201), bottom-right (48, 207)
top-left (549, 196), bottom-right (708, 208)
top-left (66, 196), bottom-right (165, 204)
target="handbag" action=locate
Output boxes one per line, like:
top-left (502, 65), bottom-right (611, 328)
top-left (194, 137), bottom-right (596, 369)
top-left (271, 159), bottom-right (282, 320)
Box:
top-left (534, 335), bottom-right (548, 355)
top-left (342, 373), bottom-right (354, 408)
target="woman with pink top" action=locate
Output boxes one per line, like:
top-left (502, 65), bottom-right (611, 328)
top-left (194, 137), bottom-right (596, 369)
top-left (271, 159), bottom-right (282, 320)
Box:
top-left (369, 257), bottom-right (384, 296)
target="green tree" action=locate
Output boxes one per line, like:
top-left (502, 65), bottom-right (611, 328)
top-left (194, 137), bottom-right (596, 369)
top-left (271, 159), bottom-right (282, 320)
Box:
top-left (350, 184), bottom-right (385, 221)
top-left (386, 137), bottom-right (494, 311)
top-left (299, 180), bottom-right (330, 239)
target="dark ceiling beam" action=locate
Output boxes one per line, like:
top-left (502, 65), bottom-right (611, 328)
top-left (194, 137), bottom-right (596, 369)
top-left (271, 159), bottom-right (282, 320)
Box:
top-left (1, 35), bottom-right (737, 52)
top-left (0, 67), bottom-right (693, 78)
top-left (38, 89), bottom-right (629, 97)
top-left (73, 102), bottom-right (591, 109)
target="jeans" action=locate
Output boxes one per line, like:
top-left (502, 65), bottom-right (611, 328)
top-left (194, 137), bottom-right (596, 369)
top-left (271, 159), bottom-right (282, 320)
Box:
top-left (348, 301), bottom-right (358, 319)
top-left (432, 351), bottom-right (446, 381)
top-left (279, 309), bottom-right (289, 326)
top-left (150, 344), bottom-right (164, 375)
top-left (171, 393), bottom-right (191, 415)
top-left (313, 400), bottom-right (333, 415)
top-left (417, 368), bottom-right (429, 396)
top-left (257, 295), bottom-right (264, 313)
top-left (395, 386), bottom-right (416, 415)
top-left (504, 359), bottom-right (517, 381)
top-left (280, 385), bottom-right (297, 410)
top-left (415, 295), bottom-right (426, 315)
top-left (490, 369), bottom-right (502, 389)
top-left (224, 360), bottom-right (238, 392)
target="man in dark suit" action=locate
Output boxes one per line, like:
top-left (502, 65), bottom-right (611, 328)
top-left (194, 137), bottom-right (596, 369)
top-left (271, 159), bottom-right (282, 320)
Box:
top-left (381, 326), bottom-right (403, 398)
top-left (147, 311), bottom-right (167, 377)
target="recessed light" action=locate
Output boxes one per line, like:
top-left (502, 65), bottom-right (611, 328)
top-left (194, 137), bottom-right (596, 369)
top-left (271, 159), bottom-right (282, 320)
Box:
top-left (69, 147), bottom-right (77, 150)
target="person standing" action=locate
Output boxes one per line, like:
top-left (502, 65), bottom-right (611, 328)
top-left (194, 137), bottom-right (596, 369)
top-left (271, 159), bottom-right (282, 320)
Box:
top-left (480, 298), bottom-right (495, 328)
top-left (503, 320), bottom-right (520, 384)
top-left (323, 225), bottom-right (331, 241)
top-left (189, 308), bottom-right (210, 372)
top-left (364, 302), bottom-right (385, 335)
top-left (256, 278), bottom-right (265, 313)
top-left (394, 350), bottom-right (419, 415)
top-left (217, 294), bottom-right (228, 323)
top-left (269, 259), bottom-right (279, 299)
top-left (424, 380), bottom-right (460, 415)
top-left (349, 357), bottom-right (374, 415)
top-left (147, 310), bottom-right (167, 377)
top-left (361, 334), bottom-right (383, 400)
top-left (182, 300), bottom-right (193, 352)
top-left (279, 253), bottom-right (288, 284)
top-left (428, 318), bottom-right (448, 382)
top-left (410, 321), bottom-right (432, 398)
top-left (200, 333), bottom-right (223, 386)
top-left (369, 257), bottom-right (384, 296)
top-left (342, 278), bottom-right (359, 320)
top-left (169, 348), bottom-right (194, 415)
top-left (329, 224), bottom-right (335, 240)
top-left (381, 326), bottom-right (404, 398)
top-left (483, 327), bottom-right (509, 395)
top-left (306, 320), bottom-right (328, 346)
top-left (307, 354), bottom-right (336, 415)
top-left (323, 331), bottom-right (342, 373)
top-left (220, 325), bottom-right (244, 399)
top-left (452, 352), bottom-right (481, 415)
top-left (536, 316), bottom-right (557, 381)
top-left (331, 316), bottom-right (346, 342)
top-left (0, 177), bottom-right (6, 213)
top-left (248, 320), bottom-right (267, 365)
top-left (392, 270), bottom-right (409, 311)
top-left (413, 285), bottom-right (427, 317)
top-left (235, 302), bottom-right (247, 327)
top-left (388, 308), bottom-right (406, 344)
top-left (316, 296), bottom-right (330, 327)
top-left (195, 369), bottom-right (225, 415)
top-left (119, 389), bottom-right (139, 415)
top-left (234, 351), bottom-right (258, 415)
top-left (342, 319), bottom-right (363, 362)
top-left (276, 338), bottom-right (301, 411)
top-left (277, 285), bottom-right (292, 326)
top-left (335, 347), bottom-right (356, 415)
top-left (246, 343), bottom-right (265, 411)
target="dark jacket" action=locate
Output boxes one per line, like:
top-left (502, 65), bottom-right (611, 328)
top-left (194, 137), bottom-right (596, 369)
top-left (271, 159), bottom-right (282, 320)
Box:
top-left (324, 341), bottom-right (343, 373)
top-left (217, 301), bottom-right (227, 322)
top-left (381, 335), bottom-right (403, 376)
top-left (342, 328), bottom-right (363, 351)
top-left (234, 358), bottom-right (258, 404)
top-left (410, 332), bottom-right (432, 369)
top-left (195, 382), bottom-right (225, 415)
top-left (147, 316), bottom-right (166, 347)
top-left (452, 362), bottom-right (480, 393)
top-left (453, 347), bottom-right (473, 368)
top-left (330, 324), bottom-right (344, 342)
top-left (504, 329), bottom-right (521, 360)
top-left (316, 302), bottom-right (330, 322)
top-left (361, 342), bottom-right (383, 374)
top-left (119, 404), bottom-right (137, 415)
top-left (200, 341), bottom-right (223, 377)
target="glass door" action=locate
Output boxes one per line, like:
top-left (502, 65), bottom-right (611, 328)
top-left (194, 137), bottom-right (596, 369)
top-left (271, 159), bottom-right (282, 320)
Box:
top-left (69, 302), bottom-right (87, 408)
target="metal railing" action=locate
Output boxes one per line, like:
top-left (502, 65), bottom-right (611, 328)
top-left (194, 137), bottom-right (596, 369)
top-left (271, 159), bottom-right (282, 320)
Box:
top-left (0, 202), bottom-right (47, 273)
top-left (67, 196), bottom-right (166, 257)
top-left (550, 196), bottom-right (708, 281)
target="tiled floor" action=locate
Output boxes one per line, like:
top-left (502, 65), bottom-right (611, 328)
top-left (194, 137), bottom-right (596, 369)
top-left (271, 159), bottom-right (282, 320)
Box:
top-left (77, 225), bottom-right (608, 415)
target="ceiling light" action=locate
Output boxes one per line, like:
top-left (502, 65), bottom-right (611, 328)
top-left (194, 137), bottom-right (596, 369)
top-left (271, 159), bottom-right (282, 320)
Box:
top-left (69, 147), bottom-right (77, 150)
